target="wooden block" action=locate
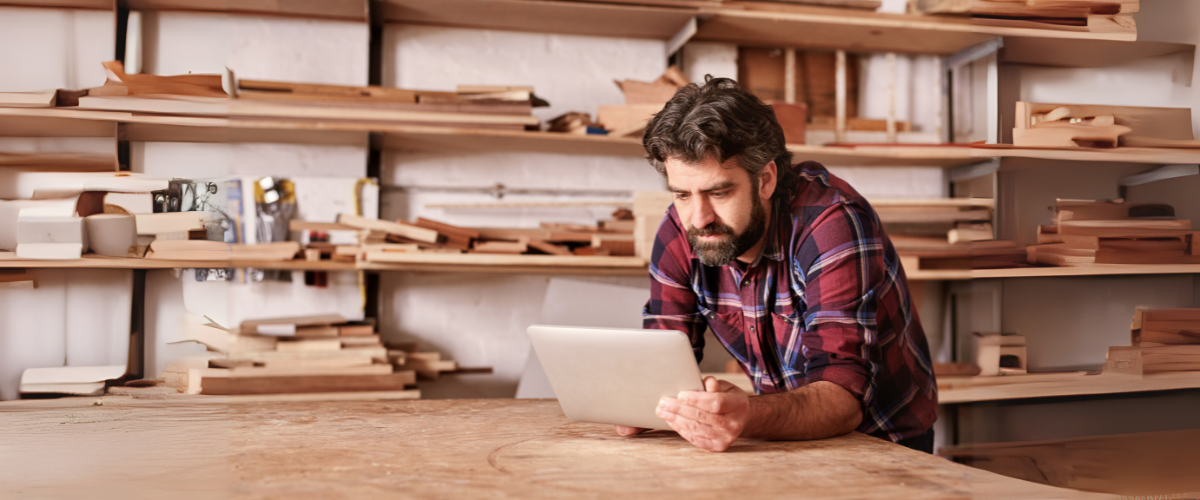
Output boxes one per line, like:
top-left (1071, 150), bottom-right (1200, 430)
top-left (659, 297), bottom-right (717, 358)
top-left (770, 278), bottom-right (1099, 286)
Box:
top-left (260, 357), bottom-right (373, 369)
top-left (276, 339), bottom-right (342, 353)
top-left (240, 314), bottom-right (348, 335)
top-left (304, 248), bottom-right (322, 262)
top-left (225, 364), bottom-right (393, 378)
top-left (413, 217), bottom-right (480, 240)
top-left (200, 372), bottom-right (417, 396)
top-left (599, 220), bottom-right (636, 233)
top-left (340, 335), bottom-right (383, 347)
top-left (616, 79), bottom-right (678, 105)
top-left (1103, 346), bottom-right (1144, 376)
top-left (472, 238), bottom-right (529, 254)
top-left (337, 213), bottom-right (438, 244)
top-left (407, 352), bottom-right (441, 362)
top-left (231, 242), bottom-right (302, 261)
top-left (293, 326), bottom-right (340, 338)
top-left (597, 104), bottom-right (662, 132)
top-left (339, 324), bottom-right (376, 336)
top-left (527, 238), bottom-right (571, 256)
top-left (592, 233), bottom-right (635, 256)
top-left (1189, 233), bottom-right (1200, 256)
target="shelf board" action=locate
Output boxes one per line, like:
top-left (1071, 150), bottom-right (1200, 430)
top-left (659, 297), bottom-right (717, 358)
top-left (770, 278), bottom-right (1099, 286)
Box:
top-left (120, 0), bottom-right (369, 21)
top-left (6, 108), bottom-right (1194, 166)
top-left (938, 371), bottom-right (1200, 404)
top-left (1001, 38), bottom-right (1195, 68)
top-left (384, 0), bottom-right (1142, 56)
top-left (0, 252), bottom-right (648, 276)
top-left (972, 264), bottom-right (1200, 279)
top-left (0, 0), bottom-right (112, 10)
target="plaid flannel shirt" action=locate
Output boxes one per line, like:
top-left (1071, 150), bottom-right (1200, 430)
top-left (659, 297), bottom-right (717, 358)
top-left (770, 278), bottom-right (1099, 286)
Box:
top-left (643, 161), bottom-right (938, 443)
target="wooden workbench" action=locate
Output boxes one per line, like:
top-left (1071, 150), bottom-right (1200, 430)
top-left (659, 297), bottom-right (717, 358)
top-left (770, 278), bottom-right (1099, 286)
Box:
top-left (0, 397), bottom-right (1110, 499)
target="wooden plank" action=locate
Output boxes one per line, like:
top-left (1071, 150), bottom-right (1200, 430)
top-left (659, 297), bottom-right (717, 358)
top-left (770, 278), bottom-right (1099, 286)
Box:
top-left (0, 398), bottom-right (1111, 499)
top-left (362, 252), bottom-right (646, 268)
top-left (337, 214), bottom-right (439, 243)
top-left (200, 372), bottom-right (416, 395)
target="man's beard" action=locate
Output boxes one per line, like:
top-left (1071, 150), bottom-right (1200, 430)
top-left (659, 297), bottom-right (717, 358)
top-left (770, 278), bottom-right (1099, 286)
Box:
top-left (686, 189), bottom-right (768, 267)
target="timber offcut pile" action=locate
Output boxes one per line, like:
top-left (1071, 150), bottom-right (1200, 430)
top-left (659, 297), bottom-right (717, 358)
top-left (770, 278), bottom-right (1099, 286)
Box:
top-left (1026, 198), bottom-right (1200, 267)
top-left (61, 61), bottom-right (543, 131)
top-left (910, 0), bottom-right (1137, 37)
top-left (1012, 102), bottom-right (1194, 149)
top-left (162, 315), bottom-right (471, 400)
top-left (1110, 308), bottom-right (1200, 375)
top-left (292, 210), bottom-right (638, 265)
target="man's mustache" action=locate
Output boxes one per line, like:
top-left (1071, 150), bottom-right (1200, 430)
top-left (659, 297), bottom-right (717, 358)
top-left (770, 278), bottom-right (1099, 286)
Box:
top-left (689, 223), bottom-right (734, 237)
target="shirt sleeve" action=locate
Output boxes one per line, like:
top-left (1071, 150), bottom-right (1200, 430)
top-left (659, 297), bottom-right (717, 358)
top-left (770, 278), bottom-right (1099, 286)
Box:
top-left (794, 202), bottom-right (886, 405)
top-left (642, 209), bottom-right (708, 362)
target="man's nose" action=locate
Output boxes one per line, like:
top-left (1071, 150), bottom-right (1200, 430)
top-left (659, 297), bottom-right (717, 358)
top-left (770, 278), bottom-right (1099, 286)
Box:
top-left (691, 196), bottom-right (715, 229)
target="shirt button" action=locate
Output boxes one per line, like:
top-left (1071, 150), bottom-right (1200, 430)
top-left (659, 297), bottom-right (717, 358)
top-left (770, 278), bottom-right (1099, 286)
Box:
top-left (750, 326), bottom-right (756, 332)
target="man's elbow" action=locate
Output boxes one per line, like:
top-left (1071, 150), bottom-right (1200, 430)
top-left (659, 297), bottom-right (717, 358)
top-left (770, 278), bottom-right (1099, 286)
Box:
top-left (838, 405), bottom-right (863, 435)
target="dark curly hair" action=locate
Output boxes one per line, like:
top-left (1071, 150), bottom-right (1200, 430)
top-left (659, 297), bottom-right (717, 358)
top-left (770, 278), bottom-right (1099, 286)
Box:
top-left (642, 76), bottom-right (796, 200)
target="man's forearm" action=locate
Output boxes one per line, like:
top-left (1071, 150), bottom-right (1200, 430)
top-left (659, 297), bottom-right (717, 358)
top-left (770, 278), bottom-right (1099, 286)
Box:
top-left (742, 381), bottom-right (863, 441)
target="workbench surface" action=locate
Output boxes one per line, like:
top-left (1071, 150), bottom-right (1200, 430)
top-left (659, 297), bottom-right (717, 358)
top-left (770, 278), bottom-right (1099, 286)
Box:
top-left (0, 397), bottom-right (1109, 499)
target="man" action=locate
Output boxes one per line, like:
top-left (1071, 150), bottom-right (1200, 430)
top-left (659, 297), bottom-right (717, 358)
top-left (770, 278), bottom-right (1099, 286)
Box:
top-left (622, 77), bottom-right (937, 453)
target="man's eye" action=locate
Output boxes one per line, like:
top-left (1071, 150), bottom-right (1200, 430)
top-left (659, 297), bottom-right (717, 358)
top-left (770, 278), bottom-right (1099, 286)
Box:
top-left (675, 193), bottom-right (690, 201)
top-left (711, 191), bottom-right (728, 198)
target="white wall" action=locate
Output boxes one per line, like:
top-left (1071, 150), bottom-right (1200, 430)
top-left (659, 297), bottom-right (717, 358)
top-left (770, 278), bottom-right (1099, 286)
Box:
top-left (0, 6), bottom-right (112, 92)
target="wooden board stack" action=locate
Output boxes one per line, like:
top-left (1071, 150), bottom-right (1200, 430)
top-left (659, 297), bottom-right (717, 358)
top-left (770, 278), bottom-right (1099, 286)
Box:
top-left (870, 198), bottom-right (1025, 271)
top-left (1105, 308), bottom-right (1200, 376)
top-left (295, 212), bottom-right (638, 264)
top-left (1026, 198), bottom-right (1200, 267)
top-left (166, 315), bottom-right (420, 399)
top-left (70, 61), bottom-right (542, 131)
top-left (910, 0), bottom-right (1137, 38)
top-left (386, 342), bottom-right (464, 380)
top-left (1012, 102), bottom-right (1193, 149)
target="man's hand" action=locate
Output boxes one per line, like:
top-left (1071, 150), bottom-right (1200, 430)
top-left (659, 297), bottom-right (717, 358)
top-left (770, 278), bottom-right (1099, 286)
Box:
top-left (656, 376), bottom-right (750, 452)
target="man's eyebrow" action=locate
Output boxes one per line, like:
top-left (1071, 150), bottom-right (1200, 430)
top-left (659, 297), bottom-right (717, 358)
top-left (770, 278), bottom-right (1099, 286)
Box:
top-left (667, 181), bottom-right (736, 194)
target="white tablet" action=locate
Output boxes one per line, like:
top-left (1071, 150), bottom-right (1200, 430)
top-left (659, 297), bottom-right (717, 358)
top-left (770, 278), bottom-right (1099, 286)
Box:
top-left (526, 325), bottom-right (704, 431)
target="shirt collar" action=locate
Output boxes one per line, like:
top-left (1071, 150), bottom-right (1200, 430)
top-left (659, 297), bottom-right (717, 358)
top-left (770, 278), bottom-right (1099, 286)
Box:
top-left (760, 196), bottom-right (786, 262)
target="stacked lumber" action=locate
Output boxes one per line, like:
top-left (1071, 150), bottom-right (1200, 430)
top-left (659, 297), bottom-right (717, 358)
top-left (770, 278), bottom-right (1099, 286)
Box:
top-left (69, 61), bottom-right (543, 131)
top-left (598, 66), bottom-right (689, 137)
top-left (910, 0), bottom-right (1137, 38)
top-left (1013, 102), bottom-right (1193, 149)
top-left (1026, 198), bottom-right (1200, 267)
top-left (294, 212), bottom-right (638, 264)
top-left (166, 315), bottom-right (420, 399)
top-left (875, 198), bottom-right (1025, 270)
top-left (1104, 308), bottom-right (1200, 376)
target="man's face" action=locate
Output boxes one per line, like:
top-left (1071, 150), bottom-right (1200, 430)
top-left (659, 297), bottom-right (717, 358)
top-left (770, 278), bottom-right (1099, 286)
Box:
top-left (664, 156), bottom-right (775, 267)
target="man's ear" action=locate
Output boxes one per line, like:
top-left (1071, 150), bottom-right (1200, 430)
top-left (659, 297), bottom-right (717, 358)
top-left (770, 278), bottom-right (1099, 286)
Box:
top-left (759, 161), bottom-right (778, 200)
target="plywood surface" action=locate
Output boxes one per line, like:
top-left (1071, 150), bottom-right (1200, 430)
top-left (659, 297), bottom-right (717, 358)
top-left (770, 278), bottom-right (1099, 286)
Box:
top-left (0, 398), bottom-right (1109, 499)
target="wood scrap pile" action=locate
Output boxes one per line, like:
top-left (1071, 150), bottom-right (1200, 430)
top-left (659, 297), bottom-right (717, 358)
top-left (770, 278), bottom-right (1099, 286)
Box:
top-left (597, 66), bottom-right (689, 137)
top-left (385, 341), bottom-right (485, 380)
top-left (69, 61), bottom-right (543, 131)
top-left (1012, 102), bottom-right (1194, 149)
top-left (291, 211), bottom-right (637, 264)
top-left (1027, 198), bottom-right (1200, 267)
top-left (1105, 308), bottom-right (1200, 376)
top-left (910, 0), bottom-right (1137, 37)
top-left (162, 315), bottom-right (425, 399)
